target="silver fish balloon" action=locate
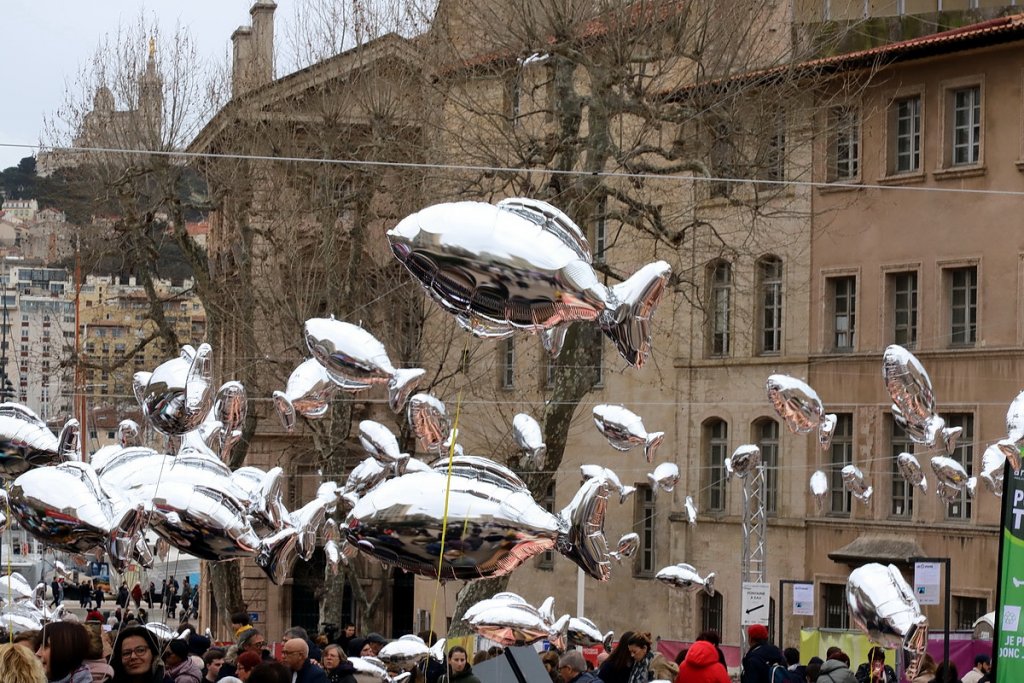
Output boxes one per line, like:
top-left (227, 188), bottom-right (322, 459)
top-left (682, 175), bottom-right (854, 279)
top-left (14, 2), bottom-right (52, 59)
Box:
top-left (966, 477), bottom-right (977, 498)
top-left (344, 464), bottom-right (613, 580)
top-left (406, 393), bottom-right (451, 453)
top-left (116, 420), bottom-right (142, 448)
top-left (810, 470), bottom-right (828, 511)
top-left (344, 457), bottom-right (389, 497)
top-left (592, 404), bottom-right (664, 463)
top-left (981, 444), bottom-right (1006, 496)
top-left (930, 456), bottom-right (968, 501)
top-left (273, 359), bottom-right (339, 431)
top-left (684, 496), bottom-right (698, 526)
top-left (215, 381), bottom-right (247, 434)
top-left (512, 413), bottom-right (546, 462)
top-left (729, 444), bottom-right (761, 478)
top-left (0, 573), bottom-right (35, 603)
top-left (134, 344), bottom-right (215, 436)
top-left (567, 616), bottom-right (614, 652)
top-left (841, 465), bottom-right (872, 503)
top-left (609, 532), bottom-right (640, 562)
top-left (377, 635), bottom-right (429, 671)
top-left (896, 453), bottom-right (928, 493)
top-left (765, 375), bottom-right (836, 450)
top-left (1005, 389), bottom-right (1024, 454)
top-left (846, 563), bottom-right (928, 678)
top-left (359, 420), bottom-right (408, 469)
top-left (0, 403), bottom-right (76, 476)
top-left (467, 600), bottom-right (569, 648)
top-left (8, 462), bottom-right (145, 571)
top-left (388, 199), bottom-right (672, 368)
top-left (883, 345), bottom-right (960, 454)
top-left (655, 563), bottom-right (716, 596)
top-left (580, 464), bottom-right (633, 504)
top-left (304, 317), bottom-right (425, 412)
top-left (290, 498), bottom-right (327, 562)
top-left (349, 656), bottom-right (411, 683)
top-left (647, 462), bottom-right (679, 493)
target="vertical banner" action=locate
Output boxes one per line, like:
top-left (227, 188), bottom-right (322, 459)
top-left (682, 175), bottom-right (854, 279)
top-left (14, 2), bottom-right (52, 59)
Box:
top-left (996, 463), bottom-right (1024, 682)
top-left (914, 561), bottom-right (941, 606)
top-left (792, 583), bottom-right (815, 616)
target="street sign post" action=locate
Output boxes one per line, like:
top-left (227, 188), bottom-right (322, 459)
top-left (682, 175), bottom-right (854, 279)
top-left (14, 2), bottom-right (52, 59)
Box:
top-left (742, 582), bottom-right (771, 627)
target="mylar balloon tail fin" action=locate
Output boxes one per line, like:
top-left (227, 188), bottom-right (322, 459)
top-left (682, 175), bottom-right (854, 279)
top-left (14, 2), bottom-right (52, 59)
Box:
top-left (388, 368), bottom-right (426, 413)
top-left (58, 419), bottom-right (81, 462)
top-left (547, 613), bottom-right (570, 652)
top-left (902, 620), bottom-right (929, 680)
top-left (818, 413), bottom-right (837, 451)
top-left (940, 426), bottom-right (962, 455)
top-left (703, 571), bottom-right (716, 597)
top-left (602, 631), bottom-right (614, 653)
top-left (644, 431), bottom-right (664, 464)
top-left (185, 343), bottom-right (213, 411)
top-left (107, 505), bottom-right (146, 574)
top-left (255, 526), bottom-right (299, 584)
top-left (997, 438), bottom-right (1021, 473)
top-left (556, 477), bottom-right (612, 581)
top-left (132, 371), bottom-right (152, 407)
top-left (600, 260), bottom-right (671, 369)
top-left (540, 325), bottom-right (568, 359)
top-left (272, 391), bottom-right (297, 432)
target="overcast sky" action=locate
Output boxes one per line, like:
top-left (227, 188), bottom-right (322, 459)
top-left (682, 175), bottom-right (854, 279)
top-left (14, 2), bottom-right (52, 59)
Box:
top-left (0, 0), bottom-right (255, 169)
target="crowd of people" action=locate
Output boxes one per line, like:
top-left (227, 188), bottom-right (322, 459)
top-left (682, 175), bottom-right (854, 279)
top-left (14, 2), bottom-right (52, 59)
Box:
top-left (0, 602), bottom-right (996, 683)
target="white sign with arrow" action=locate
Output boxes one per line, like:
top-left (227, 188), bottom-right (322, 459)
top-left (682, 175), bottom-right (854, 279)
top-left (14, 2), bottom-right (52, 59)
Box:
top-left (741, 581), bottom-right (771, 626)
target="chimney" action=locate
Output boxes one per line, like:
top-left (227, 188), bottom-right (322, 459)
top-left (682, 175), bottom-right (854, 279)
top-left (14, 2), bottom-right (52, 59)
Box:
top-left (230, 26), bottom-right (253, 98)
top-left (250, 1), bottom-right (276, 87)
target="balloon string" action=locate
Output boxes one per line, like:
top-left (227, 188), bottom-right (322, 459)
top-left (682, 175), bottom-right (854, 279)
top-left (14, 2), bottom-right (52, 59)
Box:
top-left (4, 488), bottom-right (10, 643)
top-left (430, 335), bottom-right (469, 640)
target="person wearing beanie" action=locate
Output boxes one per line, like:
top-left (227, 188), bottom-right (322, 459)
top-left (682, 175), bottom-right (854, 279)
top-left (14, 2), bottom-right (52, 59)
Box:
top-left (110, 625), bottom-right (168, 683)
top-left (673, 640), bottom-right (730, 683)
top-left (740, 624), bottom-right (786, 683)
top-left (85, 610), bottom-right (103, 624)
top-left (164, 639), bottom-right (202, 683)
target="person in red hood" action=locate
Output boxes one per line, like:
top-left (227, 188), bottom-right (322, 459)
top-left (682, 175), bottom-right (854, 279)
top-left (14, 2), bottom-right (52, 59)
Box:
top-left (673, 640), bottom-right (730, 683)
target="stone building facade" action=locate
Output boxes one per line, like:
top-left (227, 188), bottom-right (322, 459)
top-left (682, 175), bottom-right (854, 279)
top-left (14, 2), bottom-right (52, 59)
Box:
top-left (190, 0), bottom-right (1019, 651)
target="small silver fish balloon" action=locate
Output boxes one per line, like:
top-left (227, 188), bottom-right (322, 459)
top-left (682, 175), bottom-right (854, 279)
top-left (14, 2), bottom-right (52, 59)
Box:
top-left (684, 496), bottom-right (698, 526)
top-left (117, 420), bottom-right (142, 447)
top-left (1006, 389), bottom-right (1024, 451)
top-left (512, 413), bottom-right (546, 462)
top-left (469, 601), bottom-right (570, 649)
top-left (358, 420), bottom-right (407, 468)
top-left (0, 403), bottom-right (75, 476)
top-left (647, 462), bottom-right (679, 493)
top-left (765, 374), bottom-right (837, 450)
top-left (135, 344), bottom-right (215, 436)
top-left (883, 345), bottom-right (960, 454)
top-left (377, 635), bottom-right (429, 671)
top-left (655, 563), bottom-right (715, 596)
top-left (324, 539), bottom-right (340, 575)
top-left (592, 404), bottom-right (664, 463)
top-left (273, 359), bottom-right (339, 431)
top-left (723, 457), bottom-right (734, 483)
top-left (841, 465), bottom-right (872, 503)
top-left (580, 464), bottom-right (632, 503)
top-left (930, 456), bottom-right (968, 499)
top-left (966, 477), bottom-right (977, 499)
top-left (214, 381), bottom-right (247, 434)
top-left (609, 532), bottom-right (640, 562)
top-left (304, 317), bottom-right (425, 412)
top-left (896, 453), bottom-right (927, 493)
top-left (406, 393), bottom-right (451, 453)
top-left (567, 617), bottom-right (613, 652)
top-left (388, 198), bottom-right (673, 368)
top-left (981, 443), bottom-right (1006, 496)
top-left (846, 562), bottom-right (928, 678)
top-left (729, 444), bottom-right (761, 478)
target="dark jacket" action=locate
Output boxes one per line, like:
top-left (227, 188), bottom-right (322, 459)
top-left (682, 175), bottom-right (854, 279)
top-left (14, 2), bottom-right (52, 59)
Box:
top-left (674, 641), bottom-right (731, 683)
top-left (741, 642), bottom-right (786, 683)
top-left (294, 659), bottom-right (329, 683)
top-left (326, 661), bottom-right (357, 683)
top-left (110, 626), bottom-right (171, 683)
top-left (597, 658), bottom-right (632, 683)
top-left (569, 673), bottom-right (601, 683)
top-left (817, 660), bottom-right (859, 683)
top-left (438, 668), bottom-right (482, 683)
top-left (854, 662), bottom-right (898, 683)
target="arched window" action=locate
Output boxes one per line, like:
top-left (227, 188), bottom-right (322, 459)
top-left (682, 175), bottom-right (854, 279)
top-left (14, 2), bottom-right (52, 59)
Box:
top-left (757, 256), bottom-right (783, 354)
top-left (708, 261), bottom-right (732, 357)
top-left (705, 419), bottom-right (728, 512)
top-left (755, 419), bottom-right (779, 515)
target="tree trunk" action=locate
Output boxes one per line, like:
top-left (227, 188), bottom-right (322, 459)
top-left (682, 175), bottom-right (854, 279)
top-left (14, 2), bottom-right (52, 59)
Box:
top-left (209, 561), bottom-right (246, 627)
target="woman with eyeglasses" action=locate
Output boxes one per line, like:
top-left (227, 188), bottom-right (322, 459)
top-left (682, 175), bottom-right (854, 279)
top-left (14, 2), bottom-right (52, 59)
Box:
top-left (109, 626), bottom-right (168, 683)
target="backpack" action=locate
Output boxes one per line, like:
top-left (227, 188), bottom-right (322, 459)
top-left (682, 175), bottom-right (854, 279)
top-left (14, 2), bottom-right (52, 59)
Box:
top-left (770, 663), bottom-right (800, 683)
